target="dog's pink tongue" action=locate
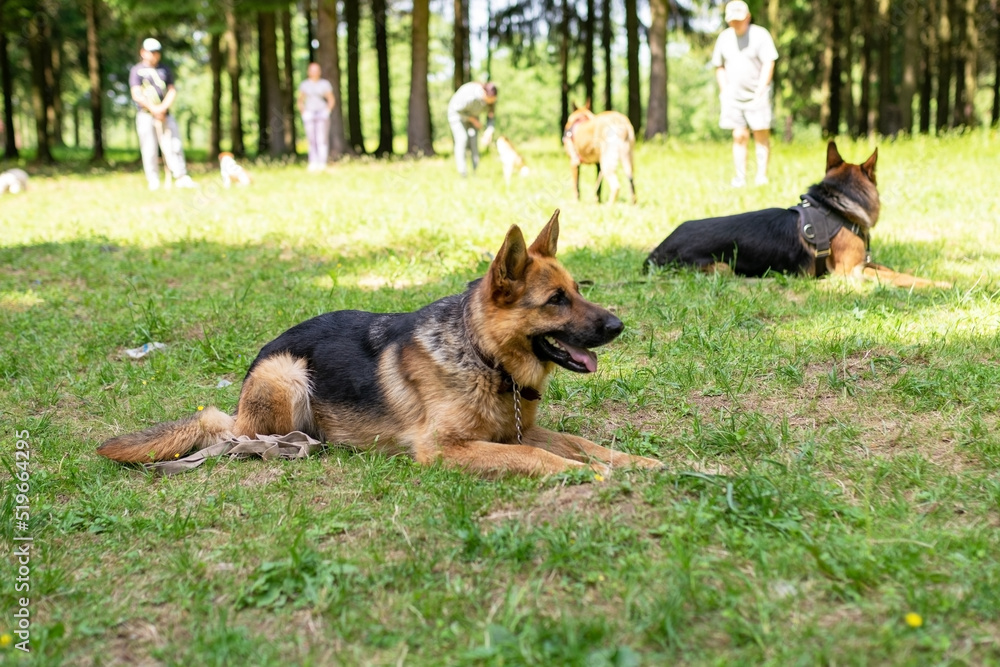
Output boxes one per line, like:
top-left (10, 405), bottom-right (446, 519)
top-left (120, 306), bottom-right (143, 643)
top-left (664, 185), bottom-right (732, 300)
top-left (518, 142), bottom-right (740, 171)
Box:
top-left (560, 341), bottom-right (598, 372)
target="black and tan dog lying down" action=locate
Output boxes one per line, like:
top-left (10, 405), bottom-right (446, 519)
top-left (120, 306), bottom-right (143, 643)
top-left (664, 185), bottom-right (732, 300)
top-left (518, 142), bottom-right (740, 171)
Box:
top-left (645, 142), bottom-right (951, 289)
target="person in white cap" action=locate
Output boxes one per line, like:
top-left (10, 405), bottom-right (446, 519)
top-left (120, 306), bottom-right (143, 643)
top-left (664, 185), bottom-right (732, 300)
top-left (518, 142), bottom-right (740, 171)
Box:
top-left (712, 0), bottom-right (778, 187)
top-left (128, 38), bottom-right (196, 190)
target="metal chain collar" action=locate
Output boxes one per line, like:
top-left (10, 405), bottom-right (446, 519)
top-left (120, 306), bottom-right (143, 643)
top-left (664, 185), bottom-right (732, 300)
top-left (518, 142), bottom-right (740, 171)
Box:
top-left (512, 380), bottom-right (523, 445)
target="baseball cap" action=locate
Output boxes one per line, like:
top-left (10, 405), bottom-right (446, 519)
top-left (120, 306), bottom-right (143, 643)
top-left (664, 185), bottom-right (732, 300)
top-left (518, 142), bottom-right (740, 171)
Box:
top-left (725, 0), bottom-right (750, 22)
top-left (142, 38), bottom-right (162, 52)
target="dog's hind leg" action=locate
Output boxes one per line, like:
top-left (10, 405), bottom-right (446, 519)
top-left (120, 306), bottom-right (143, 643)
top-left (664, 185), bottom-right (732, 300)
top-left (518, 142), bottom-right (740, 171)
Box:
top-left (234, 352), bottom-right (315, 437)
top-left (599, 144), bottom-right (621, 203)
top-left (622, 145), bottom-right (636, 203)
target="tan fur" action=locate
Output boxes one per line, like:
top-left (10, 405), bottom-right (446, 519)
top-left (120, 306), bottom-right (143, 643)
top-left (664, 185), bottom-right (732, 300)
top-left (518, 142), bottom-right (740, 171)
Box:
top-left (563, 104), bottom-right (636, 204)
top-left (96, 407), bottom-right (234, 463)
top-left (219, 151), bottom-right (252, 187)
top-left (98, 211), bottom-right (662, 477)
top-left (822, 145), bottom-right (951, 288)
top-left (495, 136), bottom-right (528, 186)
top-left (233, 353), bottom-right (313, 436)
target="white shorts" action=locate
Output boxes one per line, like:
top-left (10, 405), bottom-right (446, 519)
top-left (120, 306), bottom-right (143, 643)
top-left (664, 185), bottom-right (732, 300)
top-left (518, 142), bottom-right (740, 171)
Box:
top-left (720, 94), bottom-right (773, 132)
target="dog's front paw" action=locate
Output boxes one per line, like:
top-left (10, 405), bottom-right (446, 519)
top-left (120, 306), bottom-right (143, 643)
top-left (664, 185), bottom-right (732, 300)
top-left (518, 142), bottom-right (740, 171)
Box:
top-left (630, 455), bottom-right (666, 470)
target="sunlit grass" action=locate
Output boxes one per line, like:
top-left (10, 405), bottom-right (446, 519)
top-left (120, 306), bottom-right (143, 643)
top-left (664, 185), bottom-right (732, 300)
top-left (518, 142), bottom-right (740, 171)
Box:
top-left (1, 132), bottom-right (998, 664)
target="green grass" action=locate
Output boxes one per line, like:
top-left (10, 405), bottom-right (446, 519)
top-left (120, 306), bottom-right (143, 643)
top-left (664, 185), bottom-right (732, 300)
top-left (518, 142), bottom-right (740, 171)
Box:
top-left (2, 133), bottom-right (999, 665)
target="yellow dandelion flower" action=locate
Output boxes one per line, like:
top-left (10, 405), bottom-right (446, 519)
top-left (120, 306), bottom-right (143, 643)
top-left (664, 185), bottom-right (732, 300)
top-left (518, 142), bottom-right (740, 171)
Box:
top-left (593, 474), bottom-right (605, 482)
top-left (0, 633), bottom-right (12, 648)
top-left (197, 405), bottom-right (204, 411)
top-left (142, 380), bottom-right (147, 385)
top-left (904, 613), bottom-right (923, 628)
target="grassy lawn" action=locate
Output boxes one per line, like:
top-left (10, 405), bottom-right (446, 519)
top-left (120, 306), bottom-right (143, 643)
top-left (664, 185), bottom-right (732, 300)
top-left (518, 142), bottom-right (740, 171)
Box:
top-left (1, 133), bottom-right (999, 665)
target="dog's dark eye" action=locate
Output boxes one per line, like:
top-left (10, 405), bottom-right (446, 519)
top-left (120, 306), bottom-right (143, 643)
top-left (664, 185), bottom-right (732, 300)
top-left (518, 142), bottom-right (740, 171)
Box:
top-left (547, 290), bottom-right (569, 306)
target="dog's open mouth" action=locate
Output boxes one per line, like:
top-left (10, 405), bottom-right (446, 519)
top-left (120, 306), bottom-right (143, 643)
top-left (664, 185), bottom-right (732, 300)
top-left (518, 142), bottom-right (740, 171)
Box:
top-left (532, 334), bottom-right (598, 373)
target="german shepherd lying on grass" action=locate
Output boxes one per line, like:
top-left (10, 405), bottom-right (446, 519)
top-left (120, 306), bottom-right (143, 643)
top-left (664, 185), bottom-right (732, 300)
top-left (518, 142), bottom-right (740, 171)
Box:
top-left (645, 142), bottom-right (951, 288)
top-left (98, 211), bottom-right (662, 477)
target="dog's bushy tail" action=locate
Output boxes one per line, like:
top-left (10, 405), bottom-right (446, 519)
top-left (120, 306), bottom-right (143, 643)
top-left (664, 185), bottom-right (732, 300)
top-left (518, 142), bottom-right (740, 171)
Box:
top-left (97, 407), bottom-right (235, 463)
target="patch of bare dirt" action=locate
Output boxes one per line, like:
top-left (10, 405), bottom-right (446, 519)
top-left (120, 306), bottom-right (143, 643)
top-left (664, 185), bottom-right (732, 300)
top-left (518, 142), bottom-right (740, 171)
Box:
top-left (483, 484), bottom-right (598, 526)
top-left (677, 350), bottom-right (985, 475)
top-left (102, 619), bottom-right (166, 667)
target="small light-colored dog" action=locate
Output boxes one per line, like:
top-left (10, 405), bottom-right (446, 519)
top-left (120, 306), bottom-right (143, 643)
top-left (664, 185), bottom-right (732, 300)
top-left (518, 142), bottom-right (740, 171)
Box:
top-left (0, 168), bottom-right (29, 194)
top-left (219, 152), bottom-right (252, 188)
top-left (495, 136), bottom-right (529, 186)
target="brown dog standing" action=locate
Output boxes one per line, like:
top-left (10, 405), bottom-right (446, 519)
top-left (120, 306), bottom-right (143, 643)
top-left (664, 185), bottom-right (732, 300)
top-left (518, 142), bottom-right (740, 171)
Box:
top-left (99, 211), bottom-right (662, 477)
top-left (563, 104), bottom-right (637, 204)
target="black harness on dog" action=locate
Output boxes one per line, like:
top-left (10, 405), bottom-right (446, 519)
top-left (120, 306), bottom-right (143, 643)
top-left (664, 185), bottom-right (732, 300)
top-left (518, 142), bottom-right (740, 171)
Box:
top-left (792, 195), bottom-right (870, 277)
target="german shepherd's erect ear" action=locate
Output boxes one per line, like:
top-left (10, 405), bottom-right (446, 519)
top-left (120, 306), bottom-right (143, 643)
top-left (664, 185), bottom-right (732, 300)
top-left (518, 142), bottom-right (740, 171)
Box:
top-left (528, 209), bottom-right (560, 258)
top-left (489, 224), bottom-right (530, 302)
top-left (826, 141), bottom-right (844, 172)
top-left (860, 148), bottom-right (878, 184)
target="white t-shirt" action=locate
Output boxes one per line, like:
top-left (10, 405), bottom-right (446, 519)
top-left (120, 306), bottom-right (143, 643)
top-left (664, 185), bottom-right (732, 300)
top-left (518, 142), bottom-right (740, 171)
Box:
top-left (711, 24), bottom-right (779, 102)
top-left (298, 78), bottom-right (333, 114)
top-left (447, 82), bottom-right (490, 121)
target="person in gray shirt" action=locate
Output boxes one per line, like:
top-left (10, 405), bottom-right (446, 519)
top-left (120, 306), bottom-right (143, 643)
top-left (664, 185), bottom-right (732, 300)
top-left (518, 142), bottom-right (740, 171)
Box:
top-left (447, 82), bottom-right (497, 177)
top-left (712, 1), bottom-right (778, 187)
top-left (297, 63), bottom-right (335, 172)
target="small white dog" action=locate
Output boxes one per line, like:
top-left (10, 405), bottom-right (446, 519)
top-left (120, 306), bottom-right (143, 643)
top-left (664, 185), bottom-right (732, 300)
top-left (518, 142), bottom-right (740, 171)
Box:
top-left (495, 136), bottom-right (529, 186)
top-left (0, 168), bottom-right (29, 194)
top-left (219, 152), bottom-right (252, 188)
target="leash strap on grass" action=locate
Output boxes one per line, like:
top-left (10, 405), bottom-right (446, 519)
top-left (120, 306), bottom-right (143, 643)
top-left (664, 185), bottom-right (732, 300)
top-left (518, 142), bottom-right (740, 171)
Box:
top-left (145, 431), bottom-right (324, 476)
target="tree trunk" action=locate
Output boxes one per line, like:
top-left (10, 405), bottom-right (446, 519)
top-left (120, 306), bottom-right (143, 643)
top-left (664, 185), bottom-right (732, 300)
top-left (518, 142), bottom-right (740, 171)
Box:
top-left (950, 0), bottom-right (966, 125)
top-left (625, 0), bottom-right (641, 134)
top-left (876, 0), bottom-right (896, 135)
top-left (858, 0), bottom-right (873, 135)
top-left (956, 0), bottom-right (977, 126)
top-left (993, 2), bottom-right (999, 126)
top-left (583, 0), bottom-right (595, 104)
top-left (0, 19), bottom-right (17, 158)
top-left (645, 0), bottom-right (668, 138)
top-left (259, 11), bottom-right (285, 156)
top-left (453, 0), bottom-right (469, 89)
top-left (821, 0), bottom-right (843, 136)
top-left (486, 0), bottom-right (494, 80)
top-left (317, 0), bottom-right (351, 158)
top-left (601, 0), bottom-right (612, 110)
top-left (936, 0), bottom-right (952, 131)
top-left (919, 0), bottom-right (935, 133)
top-left (281, 8), bottom-right (296, 152)
top-left (85, 0), bottom-right (104, 161)
top-left (899, 0), bottom-right (920, 133)
top-left (27, 13), bottom-right (53, 163)
top-left (305, 0), bottom-right (315, 63)
top-left (209, 31), bottom-right (222, 161)
top-left (373, 0), bottom-right (393, 155)
top-left (559, 0), bottom-right (571, 133)
top-left (407, 0), bottom-right (434, 155)
top-left (49, 35), bottom-right (64, 147)
top-left (842, 0), bottom-right (855, 135)
top-left (225, 2), bottom-right (245, 156)
top-left (346, 0), bottom-right (365, 153)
